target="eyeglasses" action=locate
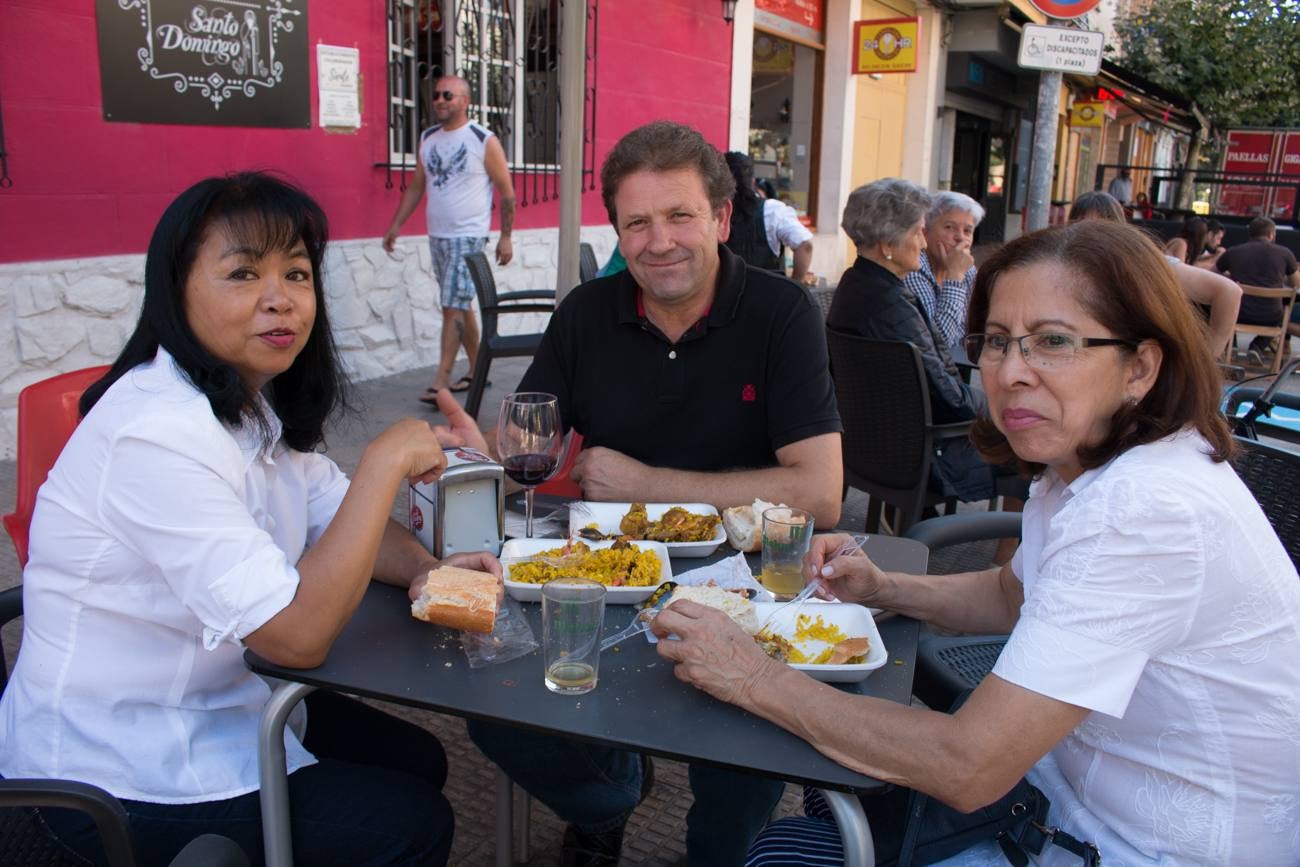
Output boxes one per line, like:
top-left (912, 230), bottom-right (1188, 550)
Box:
top-left (431, 90), bottom-right (460, 102)
top-left (963, 332), bottom-right (1137, 370)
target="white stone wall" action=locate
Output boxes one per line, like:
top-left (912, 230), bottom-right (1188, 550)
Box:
top-left (0, 225), bottom-right (619, 458)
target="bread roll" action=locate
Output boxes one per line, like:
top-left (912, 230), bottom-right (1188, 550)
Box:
top-left (411, 566), bottom-right (499, 633)
top-left (667, 584), bottom-right (759, 634)
top-left (723, 498), bottom-right (778, 552)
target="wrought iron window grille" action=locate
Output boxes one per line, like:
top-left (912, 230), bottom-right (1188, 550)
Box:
top-left (383, 0), bottom-right (596, 206)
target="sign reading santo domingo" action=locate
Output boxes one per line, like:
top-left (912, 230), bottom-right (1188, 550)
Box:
top-left (96, 0), bottom-right (309, 127)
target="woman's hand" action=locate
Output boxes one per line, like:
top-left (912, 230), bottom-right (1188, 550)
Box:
top-left (805, 533), bottom-right (890, 608)
top-left (407, 551), bottom-right (503, 602)
top-left (366, 418), bottom-right (448, 485)
top-left (652, 601), bottom-right (785, 706)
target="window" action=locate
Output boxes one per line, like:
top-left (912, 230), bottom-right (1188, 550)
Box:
top-left (385, 0), bottom-right (595, 199)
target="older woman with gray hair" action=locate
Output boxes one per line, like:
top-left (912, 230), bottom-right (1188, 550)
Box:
top-left (904, 191), bottom-right (985, 349)
top-left (828, 178), bottom-right (1004, 502)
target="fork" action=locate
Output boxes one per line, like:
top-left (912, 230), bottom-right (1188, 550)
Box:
top-left (755, 534), bottom-right (869, 635)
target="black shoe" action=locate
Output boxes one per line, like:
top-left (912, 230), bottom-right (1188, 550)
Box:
top-left (558, 755), bottom-right (654, 867)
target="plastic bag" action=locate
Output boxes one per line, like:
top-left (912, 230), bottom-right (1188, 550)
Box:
top-left (461, 595), bottom-right (538, 668)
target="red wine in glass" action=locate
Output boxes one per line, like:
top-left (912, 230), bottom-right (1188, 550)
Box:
top-left (496, 393), bottom-right (562, 537)
top-left (502, 453), bottom-right (559, 487)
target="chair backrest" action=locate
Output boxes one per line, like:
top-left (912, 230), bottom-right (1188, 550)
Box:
top-left (579, 242), bottom-right (598, 284)
top-left (810, 286), bottom-right (835, 320)
top-left (1232, 436), bottom-right (1300, 571)
top-left (825, 330), bottom-right (933, 492)
top-left (3, 366), bottom-right (110, 567)
top-left (536, 432), bottom-right (584, 499)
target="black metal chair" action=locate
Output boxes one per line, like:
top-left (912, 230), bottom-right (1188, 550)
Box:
top-left (826, 330), bottom-right (973, 535)
top-left (462, 251), bottom-right (556, 419)
top-left (579, 242), bottom-right (599, 284)
top-left (1232, 436), bottom-right (1300, 570)
top-left (0, 586), bottom-right (249, 867)
top-left (902, 513), bottom-right (1021, 711)
top-left (810, 286), bottom-right (836, 320)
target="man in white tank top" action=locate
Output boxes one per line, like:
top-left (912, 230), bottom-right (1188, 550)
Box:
top-left (383, 75), bottom-right (517, 402)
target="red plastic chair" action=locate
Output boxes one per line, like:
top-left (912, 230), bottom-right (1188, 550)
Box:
top-left (535, 432), bottom-right (583, 499)
top-left (2, 366), bottom-right (110, 566)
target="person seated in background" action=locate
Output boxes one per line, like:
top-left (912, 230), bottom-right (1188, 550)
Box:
top-left (658, 220), bottom-right (1300, 867)
top-left (723, 151), bottom-right (814, 284)
top-left (1203, 217), bottom-right (1227, 264)
top-left (1216, 216), bottom-right (1300, 356)
top-left (1164, 215), bottom-right (1209, 265)
top-left (0, 172), bottom-right (501, 866)
top-left (902, 190), bottom-right (984, 350)
top-left (435, 120), bottom-right (843, 867)
top-left (1070, 191), bottom-right (1241, 357)
top-left (1132, 190), bottom-right (1155, 219)
top-left (828, 178), bottom-right (1011, 507)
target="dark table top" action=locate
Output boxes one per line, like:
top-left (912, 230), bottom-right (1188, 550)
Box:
top-left (246, 537), bottom-right (928, 793)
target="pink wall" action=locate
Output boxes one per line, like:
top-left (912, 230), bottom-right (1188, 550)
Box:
top-left (0, 0), bottom-right (733, 264)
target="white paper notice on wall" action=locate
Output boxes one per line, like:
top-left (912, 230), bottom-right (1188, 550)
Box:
top-left (317, 44), bottom-right (361, 129)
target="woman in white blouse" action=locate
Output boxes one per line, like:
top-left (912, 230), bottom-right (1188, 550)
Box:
top-left (655, 220), bottom-right (1300, 866)
top-left (0, 173), bottom-right (498, 865)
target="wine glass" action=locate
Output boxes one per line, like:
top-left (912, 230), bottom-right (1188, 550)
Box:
top-left (497, 392), bottom-right (563, 538)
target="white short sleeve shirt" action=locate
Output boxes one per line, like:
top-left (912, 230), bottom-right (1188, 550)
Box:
top-left (0, 351), bottom-right (351, 803)
top-left (992, 431), bottom-right (1300, 865)
top-left (762, 198), bottom-right (813, 255)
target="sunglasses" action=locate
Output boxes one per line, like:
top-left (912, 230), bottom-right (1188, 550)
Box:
top-left (432, 90), bottom-right (461, 102)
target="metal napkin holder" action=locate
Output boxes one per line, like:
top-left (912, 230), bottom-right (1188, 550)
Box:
top-left (409, 447), bottom-right (505, 558)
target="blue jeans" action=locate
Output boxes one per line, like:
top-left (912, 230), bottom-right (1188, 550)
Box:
top-left (468, 720), bottom-right (784, 867)
top-left (34, 691), bottom-right (453, 866)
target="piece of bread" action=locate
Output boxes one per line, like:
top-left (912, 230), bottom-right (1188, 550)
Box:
top-left (723, 498), bottom-right (778, 552)
top-left (411, 566), bottom-right (499, 633)
top-left (667, 584), bottom-right (759, 634)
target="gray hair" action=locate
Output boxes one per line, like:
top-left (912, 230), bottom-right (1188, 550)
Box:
top-left (926, 191), bottom-right (985, 228)
top-left (841, 179), bottom-right (931, 249)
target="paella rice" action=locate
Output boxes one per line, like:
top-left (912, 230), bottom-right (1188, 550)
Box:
top-left (508, 540), bottom-right (662, 588)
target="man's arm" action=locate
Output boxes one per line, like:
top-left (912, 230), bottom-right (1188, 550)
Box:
top-left (484, 136), bottom-right (517, 266)
top-left (383, 165), bottom-right (427, 252)
top-left (790, 240), bottom-right (813, 284)
top-left (1172, 262), bottom-right (1242, 356)
top-left (569, 432), bottom-right (843, 528)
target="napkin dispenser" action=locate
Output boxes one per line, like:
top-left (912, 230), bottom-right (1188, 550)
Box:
top-left (409, 447), bottom-right (505, 558)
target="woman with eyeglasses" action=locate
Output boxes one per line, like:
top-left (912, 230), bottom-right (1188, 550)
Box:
top-left (654, 220), bottom-right (1300, 866)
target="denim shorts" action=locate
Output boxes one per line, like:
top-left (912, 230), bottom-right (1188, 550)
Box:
top-left (429, 235), bottom-right (488, 310)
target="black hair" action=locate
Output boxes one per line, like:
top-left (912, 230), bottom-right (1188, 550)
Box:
top-left (1068, 191), bottom-right (1126, 224)
top-left (1249, 216), bottom-right (1276, 239)
top-left (1177, 216), bottom-right (1208, 265)
top-left (724, 151), bottom-right (763, 220)
top-left (80, 171), bottom-right (349, 453)
top-left (1206, 218), bottom-right (1224, 234)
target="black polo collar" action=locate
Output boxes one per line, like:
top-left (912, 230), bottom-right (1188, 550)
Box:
top-left (616, 245), bottom-right (748, 334)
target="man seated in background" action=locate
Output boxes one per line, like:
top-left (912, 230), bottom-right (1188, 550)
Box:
top-left (1217, 216), bottom-right (1299, 357)
top-left (902, 190), bottom-right (983, 351)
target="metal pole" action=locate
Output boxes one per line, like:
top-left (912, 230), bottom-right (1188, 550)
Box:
top-left (555, 0), bottom-right (588, 301)
top-left (1025, 67), bottom-right (1062, 231)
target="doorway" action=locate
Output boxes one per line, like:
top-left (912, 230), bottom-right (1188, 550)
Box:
top-left (951, 111), bottom-right (1009, 244)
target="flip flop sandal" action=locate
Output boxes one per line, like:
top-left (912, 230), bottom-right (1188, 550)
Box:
top-left (448, 375), bottom-right (489, 393)
top-left (418, 388), bottom-right (441, 405)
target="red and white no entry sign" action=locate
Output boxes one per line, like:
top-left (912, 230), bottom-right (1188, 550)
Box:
top-left (1028, 0), bottom-right (1102, 19)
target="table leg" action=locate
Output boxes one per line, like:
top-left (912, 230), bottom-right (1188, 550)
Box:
top-left (494, 768), bottom-right (515, 867)
top-left (818, 788), bottom-right (876, 867)
top-left (258, 681), bottom-right (317, 867)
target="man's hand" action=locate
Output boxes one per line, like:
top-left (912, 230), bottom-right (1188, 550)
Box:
top-left (382, 229), bottom-right (400, 253)
top-left (496, 235), bottom-right (514, 266)
top-left (431, 388), bottom-right (493, 454)
top-left (929, 240), bottom-right (973, 283)
top-left (652, 600), bottom-right (784, 706)
top-left (569, 446), bottom-right (647, 501)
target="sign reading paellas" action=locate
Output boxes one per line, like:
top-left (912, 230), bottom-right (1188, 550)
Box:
top-left (852, 17), bottom-right (920, 75)
top-left (1017, 23), bottom-right (1103, 75)
top-left (96, 0), bottom-right (309, 127)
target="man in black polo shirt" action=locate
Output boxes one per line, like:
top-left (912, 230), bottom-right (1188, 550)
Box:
top-left (1217, 217), bottom-right (1300, 353)
top-left (434, 121), bottom-right (842, 866)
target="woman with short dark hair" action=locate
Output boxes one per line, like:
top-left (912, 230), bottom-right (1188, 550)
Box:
top-left (0, 172), bottom-right (498, 865)
top-left (658, 221), bottom-right (1300, 867)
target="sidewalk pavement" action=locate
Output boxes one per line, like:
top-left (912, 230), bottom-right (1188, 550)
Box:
top-left (0, 357), bottom-right (822, 867)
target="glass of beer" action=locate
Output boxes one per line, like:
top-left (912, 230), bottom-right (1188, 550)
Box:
top-left (759, 507), bottom-right (814, 600)
top-left (541, 578), bottom-right (606, 695)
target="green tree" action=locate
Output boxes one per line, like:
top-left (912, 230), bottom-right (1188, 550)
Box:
top-left (1113, 0), bottom-right (1300, 130)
